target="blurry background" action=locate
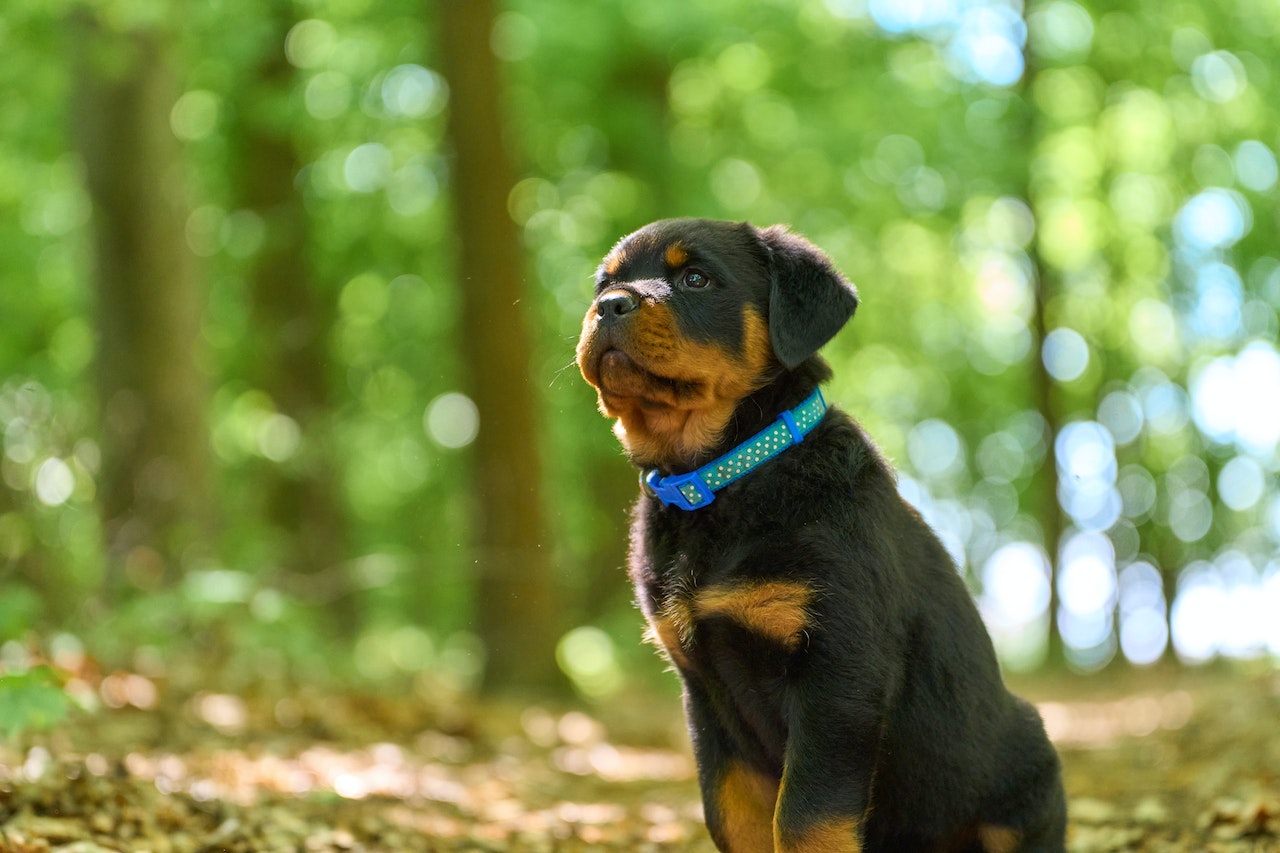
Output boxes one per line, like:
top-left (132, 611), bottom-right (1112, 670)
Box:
top-left (1, 0), bottom-right (1278, 706)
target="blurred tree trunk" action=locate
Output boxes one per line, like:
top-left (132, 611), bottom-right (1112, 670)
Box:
top-left (1018, 51), bottom-right (1066, 667)
top-left (71, 11), bottom-right (213, 592)
top-left (1027, 245), bottom-right (1066, 666)
top-left (229, 6), bottom-right (355, 634)
top-left (436, 0), bottom-right (564, 694)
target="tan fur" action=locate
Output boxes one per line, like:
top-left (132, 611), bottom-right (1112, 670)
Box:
top-left (978, 825), bottom-right (1021, 853)
top-left (718, 762), bottom-right (780, 852)
top-left (644, 594), bottom-right (695, 671)
top-left (665, 242), bottom-right (690, 268)
top-left (775, 816), bottom-right (862, 852)
top-left (696, 581), bottom-right (814, 651)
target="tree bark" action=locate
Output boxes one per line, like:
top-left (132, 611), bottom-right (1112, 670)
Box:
top-left (71, 11), bottom-right (212, 590)
top-left (435, 0), bottom-right (564, 694)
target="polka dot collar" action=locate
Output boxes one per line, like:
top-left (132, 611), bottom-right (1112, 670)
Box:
top-left (642, 388), bottom-right (827, 511)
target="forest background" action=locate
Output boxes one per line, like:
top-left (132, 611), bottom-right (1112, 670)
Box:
top-left (1, 0), bottom-right (1279, 714)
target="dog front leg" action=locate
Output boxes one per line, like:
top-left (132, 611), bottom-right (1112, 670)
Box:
top-left (683, 680), bottom-right (780, 853)
top-left (771, 684), bottom-right (884, 852)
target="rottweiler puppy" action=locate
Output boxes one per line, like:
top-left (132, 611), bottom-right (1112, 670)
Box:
top-left (576, 218), bottom-right (1066, 853)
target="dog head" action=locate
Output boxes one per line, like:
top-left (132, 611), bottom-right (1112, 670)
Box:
top-left (576, 218), bottom-right (858, 469)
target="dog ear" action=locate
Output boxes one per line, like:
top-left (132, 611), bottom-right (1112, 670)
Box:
top-left (759, 225), bottom-right (859, 369)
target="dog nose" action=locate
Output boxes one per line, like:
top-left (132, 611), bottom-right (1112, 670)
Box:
top-left (597, 290), bottom-right (640, 319)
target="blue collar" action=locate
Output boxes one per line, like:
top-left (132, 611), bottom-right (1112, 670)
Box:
top-left (642, 388), bottom-right (828, 511)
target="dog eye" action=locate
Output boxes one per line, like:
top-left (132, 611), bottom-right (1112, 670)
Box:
top-left (682, 269), bottom-right (710, 289)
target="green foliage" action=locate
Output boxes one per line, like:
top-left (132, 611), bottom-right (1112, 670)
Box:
top-left (0, 584), bottom-right (42, 640)
top-left (0, 0), bottom-right (1276, 686)
top-left (0, 666), bottom-right (70, 740)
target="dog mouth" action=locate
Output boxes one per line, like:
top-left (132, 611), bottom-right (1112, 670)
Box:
top-left (597, 348), bottom-right (700, 404)
top-left (599, 349), bottom-right (647, 396)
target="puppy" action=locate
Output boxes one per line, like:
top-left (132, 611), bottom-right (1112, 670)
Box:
top-left (576, 218), bottom-right (1066, 852)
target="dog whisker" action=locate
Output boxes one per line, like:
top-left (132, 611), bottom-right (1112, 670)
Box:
top-left (549, 359), bottom-right (580, 388)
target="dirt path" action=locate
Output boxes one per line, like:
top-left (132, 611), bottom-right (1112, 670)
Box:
top-left (1, 668), bottom-right (1277, 851)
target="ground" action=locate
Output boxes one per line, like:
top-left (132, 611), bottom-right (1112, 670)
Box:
top-left (1, 666), bottom-right (1277, 852)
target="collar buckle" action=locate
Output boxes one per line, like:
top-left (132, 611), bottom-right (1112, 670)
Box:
top-left (644, 469), bottom-right (716, 510)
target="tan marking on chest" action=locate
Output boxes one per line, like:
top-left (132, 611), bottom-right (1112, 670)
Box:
top-left (695, 580), bottom-right (814, 652)
top-left (645, 579), bottom-right (815, 668)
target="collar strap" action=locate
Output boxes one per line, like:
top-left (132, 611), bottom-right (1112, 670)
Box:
top-left (642, 388), bottom-right (827, 511)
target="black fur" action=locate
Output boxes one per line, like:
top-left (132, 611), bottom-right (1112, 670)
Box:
top-left (579, 218), bottom-right (1066, 852)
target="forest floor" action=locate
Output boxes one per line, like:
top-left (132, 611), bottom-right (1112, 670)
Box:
top-left (0, 665), bottom-right (1277, 852)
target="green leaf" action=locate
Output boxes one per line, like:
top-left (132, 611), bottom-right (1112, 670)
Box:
top-left (0, 666), bottom-right (71, 739)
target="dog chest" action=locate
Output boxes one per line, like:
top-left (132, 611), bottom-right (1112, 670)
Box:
top-left (642, 575), bottom-right (816, 671)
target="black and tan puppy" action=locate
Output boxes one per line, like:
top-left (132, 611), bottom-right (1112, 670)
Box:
top-left (576, 218), bottom-right (1066, 852)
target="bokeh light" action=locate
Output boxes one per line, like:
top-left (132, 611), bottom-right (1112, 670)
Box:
top-left (1028, 1), bottom-right (1093, 62)
top-left (556, 626), bottom-right (623, 699)
top-left (1234, 140), bottom-right (1278, 192)
top-left (1042, 327), bottom-right (1089, 382)
top-left (1191, 342), bottom-right (1280, 456)
top-left (907, 418), bottom-right (964, 479)
top-left (1097, 390), bottom-right (1143, 446)
top-left (979, 542), bottom-right (1051, 670)
top-left (861, 0), bottom-right (1027, 86)
top-left (169, 90), bottom-right (219, 142)
top-left (1174, 189), bottom-right (1250, 253)
top-left (1189, 262), bottom-right (1243, 341)
top-left (380, 64), bottom-right (447, 119)
top-left (305, 71), bottom-right (352, 120)
top-left (424, 392), bottom-right (480, 449)
top-left (1056, 531), bottom-right (1118, 671)
top-left (285, 19), bottom-right (337, 69)
top-left (256, 414), bottom-right (301, 463)
top-left (1117, 561), bottom-right (1167, 665)
top-left (1217, 456), bottom-right (1265, 511)
top-left (1190, 50), bottom-right (1248, 103)
top-left (1055, 421), bottom-right (1120, 532)
top-left (344, 143), bottom-right (394, 193)
top-left (1170, 554), bottom-right (1271, 664)
top-left (34, 458), bottom-right (75, 507)
top-left (867, 0), bottom-right (955, 34)
top-left (949, 6), bottom-right (1025, 87)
